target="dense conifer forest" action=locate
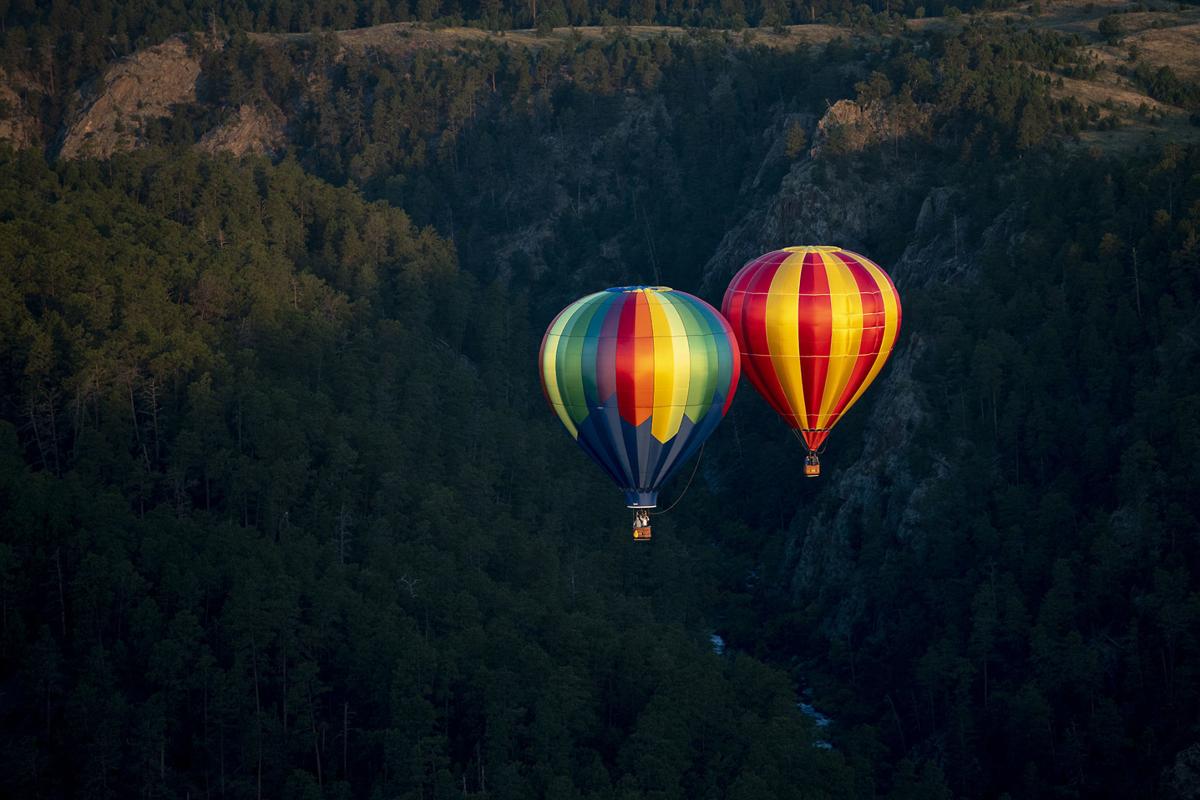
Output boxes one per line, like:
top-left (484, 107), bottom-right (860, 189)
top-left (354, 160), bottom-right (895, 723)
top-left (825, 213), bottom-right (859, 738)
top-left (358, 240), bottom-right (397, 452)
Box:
top-left (1, 1), bottom-right (1199, 798)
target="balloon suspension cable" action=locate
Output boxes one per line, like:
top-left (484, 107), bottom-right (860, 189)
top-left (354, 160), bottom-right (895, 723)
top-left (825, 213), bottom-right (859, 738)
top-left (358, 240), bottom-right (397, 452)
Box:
top-left (793, 429), bottom-right (824, 478)
top-left (650, 443), bottom-right (705, 516)
top-left (790, 428), bottom-right (827, 455)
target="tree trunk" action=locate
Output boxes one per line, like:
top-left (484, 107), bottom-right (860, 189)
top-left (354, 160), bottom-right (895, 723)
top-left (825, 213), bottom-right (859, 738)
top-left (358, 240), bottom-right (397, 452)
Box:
top-left (55, 547), bottom-right (67, 638)
top-left (251, 635), bottom-right (262, 800)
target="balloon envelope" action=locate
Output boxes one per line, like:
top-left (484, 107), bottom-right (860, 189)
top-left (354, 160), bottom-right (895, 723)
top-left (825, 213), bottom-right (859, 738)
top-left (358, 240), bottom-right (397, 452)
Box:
top-left (539, 286), bottom-right (740, 508)
top-left (722, 246), bottom-right (901, 452)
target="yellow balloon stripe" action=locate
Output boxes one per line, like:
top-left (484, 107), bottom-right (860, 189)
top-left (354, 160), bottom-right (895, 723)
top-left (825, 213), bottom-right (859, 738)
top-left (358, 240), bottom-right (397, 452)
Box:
top-left (839, 256), bottom-right (900, 415)
top-left (541, 334), bottom-right (576, 437)
top-left (645, 291), bottom-right (685, 442)
top-left (765, 251), bottom-right (807, 426)
top-left (666, 293), bottom-right (717, 425)
top-left (816, 251), bottom-right (865, 429)
top-left (645, 291), bottom-right (672, 434)
top-left (541, 332), bottom-right (563, 415)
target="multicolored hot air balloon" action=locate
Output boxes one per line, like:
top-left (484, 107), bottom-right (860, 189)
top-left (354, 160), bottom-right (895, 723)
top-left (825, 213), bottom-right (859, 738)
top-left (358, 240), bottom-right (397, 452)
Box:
top-left (539, 286), bottom-right (740, 539)
top-left (722, 246), bottom-right (901, 477)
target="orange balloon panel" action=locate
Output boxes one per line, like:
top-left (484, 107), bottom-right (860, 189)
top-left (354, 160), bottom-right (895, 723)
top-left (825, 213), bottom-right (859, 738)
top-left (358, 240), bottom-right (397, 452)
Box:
top-left (722, 246), bottom-right (901, 452)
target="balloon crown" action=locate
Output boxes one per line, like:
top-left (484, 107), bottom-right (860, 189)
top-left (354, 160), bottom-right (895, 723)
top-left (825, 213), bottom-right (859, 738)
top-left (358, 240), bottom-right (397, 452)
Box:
top-left (607, 285), bottom-right (673, 293)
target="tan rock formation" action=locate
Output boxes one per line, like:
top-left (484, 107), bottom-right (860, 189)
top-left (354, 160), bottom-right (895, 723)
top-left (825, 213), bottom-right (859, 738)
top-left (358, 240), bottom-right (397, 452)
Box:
top-left (59, 35), bottom-right (203, 160)
top-left (0, 69), bottom-right (41, 150)
top-left (811, 98), bottom-right (932, 157)
top-left (198, 101), bottom-right (287, 158)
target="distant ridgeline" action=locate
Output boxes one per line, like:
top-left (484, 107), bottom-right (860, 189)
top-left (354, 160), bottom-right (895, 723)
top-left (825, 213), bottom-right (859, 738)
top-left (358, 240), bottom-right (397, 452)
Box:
top-left (0, 0), bottom-right (1047, 143)
top-left (0, 0), bottom-right (1010, 59)
top-left (0, 0), bottom-right (1108, 173)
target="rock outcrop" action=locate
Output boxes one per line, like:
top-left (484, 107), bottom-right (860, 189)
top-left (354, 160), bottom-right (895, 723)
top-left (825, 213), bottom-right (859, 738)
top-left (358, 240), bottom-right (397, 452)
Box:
top-left (700, 157), bottom-right (924, 293)
top-left (0, 69), bottom-right (41, 150)
top-left (198, 100), bottom-right (287, 158)
top-left (784, 333), bottom-right (932, 635)
top-left (59, 35), bottom-right (203, 160)
top-left (810, 98), bottom-right (932, 158)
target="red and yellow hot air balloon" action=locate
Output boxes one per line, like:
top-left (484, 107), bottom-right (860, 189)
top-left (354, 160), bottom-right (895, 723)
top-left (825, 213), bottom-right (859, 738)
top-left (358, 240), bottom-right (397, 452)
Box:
top-left (722, 246), bottom-right (901, 477)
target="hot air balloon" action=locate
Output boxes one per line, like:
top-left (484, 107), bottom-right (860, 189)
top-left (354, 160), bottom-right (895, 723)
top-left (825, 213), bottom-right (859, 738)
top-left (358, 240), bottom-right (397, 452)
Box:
top-left (539, 286), bottom-right (740, 539)
top-left (722, 246), bottom-right (901, 477)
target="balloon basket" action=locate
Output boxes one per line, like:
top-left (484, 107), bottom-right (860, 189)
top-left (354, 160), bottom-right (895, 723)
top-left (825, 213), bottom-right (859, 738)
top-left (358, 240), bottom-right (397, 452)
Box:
top-left (632, 509), bottom-right (652, 541)
top-left (804, 454), bottom-right (821, 478)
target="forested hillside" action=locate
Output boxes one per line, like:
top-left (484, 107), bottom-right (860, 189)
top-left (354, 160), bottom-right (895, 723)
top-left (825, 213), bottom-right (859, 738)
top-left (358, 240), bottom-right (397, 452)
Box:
top-left (2, 2), bottom-right (1200, 799)
top-left (0, 149), bottom-right (857, 799)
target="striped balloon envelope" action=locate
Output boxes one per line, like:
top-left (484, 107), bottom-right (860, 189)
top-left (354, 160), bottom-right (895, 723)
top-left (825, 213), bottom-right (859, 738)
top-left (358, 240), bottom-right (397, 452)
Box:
top-left (539, 286), bottom-right (740, 513)
top-left (722, 246), bottom-right (901, 467)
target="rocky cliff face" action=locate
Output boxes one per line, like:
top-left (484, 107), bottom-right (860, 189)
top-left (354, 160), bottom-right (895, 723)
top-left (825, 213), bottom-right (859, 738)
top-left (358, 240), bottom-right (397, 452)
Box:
top-left (699, 98), bottom-right (938, 294)
top-left (809, 98), bottom-right (933, 159)
top-left (58, 36), bottom-right (204, 160)
top-left (0, 68), bottom-right (42, 150)
top-left (700, 157), bottom-right (923, 293)
top-left (699, 107), bottom-right (1025, 640)
top-left (792, 200), bottom-right (1025, 641)
top-left (54, 34), bottom-right (286, 161)
top-left (197, 100), bottom-right (287, 158)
